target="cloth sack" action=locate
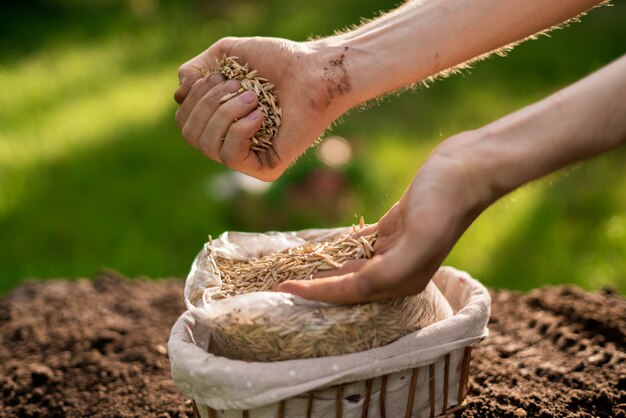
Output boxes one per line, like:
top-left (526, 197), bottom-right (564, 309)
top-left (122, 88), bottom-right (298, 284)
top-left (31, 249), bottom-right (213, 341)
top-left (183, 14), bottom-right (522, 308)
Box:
top-left (183, 227), bottom-right (454, 361)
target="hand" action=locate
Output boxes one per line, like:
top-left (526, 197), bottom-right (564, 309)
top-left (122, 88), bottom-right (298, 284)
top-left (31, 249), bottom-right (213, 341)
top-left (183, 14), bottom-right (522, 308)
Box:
top-left (279, 53), bottom-right (626, 304)
top-left (174, 37), bottom-right (355, 181)
top-left (174, 1), bottom-right (604, 182)
top-left (277, 134), bottom-right (493, 303)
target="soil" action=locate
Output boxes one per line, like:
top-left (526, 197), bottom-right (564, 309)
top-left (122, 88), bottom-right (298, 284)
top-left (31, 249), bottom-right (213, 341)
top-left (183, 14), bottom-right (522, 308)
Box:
top-left (464, 286), bottom-right (626, 418)
top-left (1, 272), bottom-right (625, 417)
top-left (0, 272), bottom-right (191, 418)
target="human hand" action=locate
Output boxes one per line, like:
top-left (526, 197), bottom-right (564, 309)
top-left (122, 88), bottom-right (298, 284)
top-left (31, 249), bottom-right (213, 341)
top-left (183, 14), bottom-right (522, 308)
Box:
top-left (174, 36), bottom-right (356, 181)
top-left (277, 134), bottom-right (493, 303)
top-left (278, 54), bottom-right (626, 304)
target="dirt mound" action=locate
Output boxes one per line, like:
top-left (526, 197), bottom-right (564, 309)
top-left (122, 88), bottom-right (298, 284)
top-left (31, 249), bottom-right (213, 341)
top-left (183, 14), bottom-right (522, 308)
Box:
top-left (464, 286), bottom-right (626, 418)
top-left (0, 272), bottom-right (625, 417)
top-left (0, 272), bottom-right (192, 417)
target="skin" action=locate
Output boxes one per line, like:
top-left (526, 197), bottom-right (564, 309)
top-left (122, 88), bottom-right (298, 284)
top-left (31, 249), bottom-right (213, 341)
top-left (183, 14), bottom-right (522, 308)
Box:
top-left (175, 0), bottom-right (604, 181)
top-left (174, 38), bottom-right (336, 181)
top-left (174, 0), bottom-right (625, 303)
top-left (279, 55), bottom-right (626, 303)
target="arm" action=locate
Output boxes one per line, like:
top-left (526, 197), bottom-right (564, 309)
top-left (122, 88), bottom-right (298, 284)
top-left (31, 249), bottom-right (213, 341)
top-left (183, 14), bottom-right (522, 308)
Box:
top-left (277, 54), bottom-right (626, 303)
top-left (174, 0), bottom-right (604, 180)
top-left (317, 0), bottom-right (604, 108)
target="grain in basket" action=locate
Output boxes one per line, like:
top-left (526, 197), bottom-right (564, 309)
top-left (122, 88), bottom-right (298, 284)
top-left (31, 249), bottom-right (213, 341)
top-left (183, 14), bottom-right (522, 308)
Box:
top-left (191, 227), bottom-right (453, 362)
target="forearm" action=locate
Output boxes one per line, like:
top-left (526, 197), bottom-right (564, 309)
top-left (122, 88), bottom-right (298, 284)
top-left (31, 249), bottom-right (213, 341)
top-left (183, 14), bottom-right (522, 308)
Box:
top-left (468, 54), bottom-right (626, 202)
top-left (311, 0), bottom-right (603, 111)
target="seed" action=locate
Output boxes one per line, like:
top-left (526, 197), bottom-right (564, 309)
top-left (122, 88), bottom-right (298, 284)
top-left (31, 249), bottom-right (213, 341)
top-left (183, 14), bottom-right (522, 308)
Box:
top-left (201, 229), bottom-right (449, 362)
top-left (218, 91), bottom-right (239, 103)
top-left (214, 56), bottom-right (281, 152)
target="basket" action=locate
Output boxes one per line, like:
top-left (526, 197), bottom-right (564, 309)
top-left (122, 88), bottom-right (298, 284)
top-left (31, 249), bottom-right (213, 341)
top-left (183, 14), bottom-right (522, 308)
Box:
top-left (169, 230), bottom-right (490, 418)
top-left (191, 345), bottom-right (473, 418)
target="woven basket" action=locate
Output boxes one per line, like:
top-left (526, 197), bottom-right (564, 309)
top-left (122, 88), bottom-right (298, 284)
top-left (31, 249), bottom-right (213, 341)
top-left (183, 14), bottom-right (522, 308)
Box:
top-left (170, 228), bottom-right (489, 417)
top-left (191, 345), bottom-right (473, 418)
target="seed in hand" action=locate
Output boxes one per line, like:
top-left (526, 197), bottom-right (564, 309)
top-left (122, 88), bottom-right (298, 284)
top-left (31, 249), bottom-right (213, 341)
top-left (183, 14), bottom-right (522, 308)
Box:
top-left (213, 56), bottom-right (282, 152)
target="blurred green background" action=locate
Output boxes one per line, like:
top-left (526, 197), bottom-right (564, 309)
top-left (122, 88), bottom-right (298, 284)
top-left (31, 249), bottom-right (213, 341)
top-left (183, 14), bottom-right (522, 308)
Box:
top-left (1, 0), bottom-right (625, 295)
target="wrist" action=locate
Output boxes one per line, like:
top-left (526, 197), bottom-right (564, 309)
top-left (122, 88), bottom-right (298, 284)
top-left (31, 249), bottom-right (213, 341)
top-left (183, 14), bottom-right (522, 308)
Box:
top-left (432, 130), bottom-right (505, 213)
top-left (446, 119), bottom-right (552, 209)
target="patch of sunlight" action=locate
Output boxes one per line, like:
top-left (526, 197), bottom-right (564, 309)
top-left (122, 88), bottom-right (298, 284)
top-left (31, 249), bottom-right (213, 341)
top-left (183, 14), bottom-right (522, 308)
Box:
top-left (605, 215), bottom-right (626, 242)
top-left (0, 31), bottom-right (166, 122)
top-left (581, 258), bottom-right (621, 290)
top-left (0, 69), bottom-right (173, 219)
top-left (0, 70), bottom-right (172, 168)
top-left (0, 47), bottom-right (122, 119)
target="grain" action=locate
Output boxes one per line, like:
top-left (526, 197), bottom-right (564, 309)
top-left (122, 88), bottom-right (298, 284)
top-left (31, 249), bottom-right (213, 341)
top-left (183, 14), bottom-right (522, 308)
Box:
top-left (213, 233), bottom-right (377, 300)
top-left (213, 56), bottom-right (281, 152)
top-left (200, 230), bottom-right (452, 362)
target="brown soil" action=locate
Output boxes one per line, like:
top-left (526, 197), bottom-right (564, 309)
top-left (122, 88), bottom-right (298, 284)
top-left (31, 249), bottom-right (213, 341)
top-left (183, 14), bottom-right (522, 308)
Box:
top-left (1, 272), bottom-right (625, 417)
top-left (0, 272), bottom-right (192, 418)
top-left (463, 286), bottom-right (626, 418)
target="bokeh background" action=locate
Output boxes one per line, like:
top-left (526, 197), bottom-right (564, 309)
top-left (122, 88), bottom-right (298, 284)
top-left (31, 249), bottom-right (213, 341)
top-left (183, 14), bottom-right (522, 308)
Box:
top-left (1, 0), bottom-right (625, 295)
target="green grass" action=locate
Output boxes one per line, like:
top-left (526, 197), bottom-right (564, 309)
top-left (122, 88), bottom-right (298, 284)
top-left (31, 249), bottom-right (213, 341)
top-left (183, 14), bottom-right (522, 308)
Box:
top-left (1, 0), bottom-right (625, 294)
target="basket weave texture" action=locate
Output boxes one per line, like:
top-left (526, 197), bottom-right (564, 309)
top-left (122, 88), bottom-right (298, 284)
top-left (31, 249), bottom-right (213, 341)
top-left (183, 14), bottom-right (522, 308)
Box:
top-left (192, 345), bottom-right (473, 418)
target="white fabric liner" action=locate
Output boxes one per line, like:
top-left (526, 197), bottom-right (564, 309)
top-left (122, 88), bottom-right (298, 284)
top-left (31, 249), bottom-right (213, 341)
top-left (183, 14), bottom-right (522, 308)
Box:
top-left (169, 228), bottom-right (490, 413)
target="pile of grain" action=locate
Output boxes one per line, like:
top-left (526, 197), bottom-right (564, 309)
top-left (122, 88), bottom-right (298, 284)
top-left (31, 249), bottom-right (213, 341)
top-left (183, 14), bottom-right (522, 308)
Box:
top-left (203, 231), bottom-right (451, 362)
top-left (213, 232), bottom-right (376, 300)
top-left (214, 56), bottom-right (281, 151)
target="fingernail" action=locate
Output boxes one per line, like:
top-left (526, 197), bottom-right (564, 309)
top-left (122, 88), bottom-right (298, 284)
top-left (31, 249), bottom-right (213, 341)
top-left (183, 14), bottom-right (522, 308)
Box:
top-left (224, 79), bottom-right (240, 93)
top-left (239, 91), bottom-right (257, 104)
top-left (207, 72), bottom-right (224, 85)
top-left (246, 109), bottom-right (262, 120)
top-left (179, 77), bottom-right (186, 86)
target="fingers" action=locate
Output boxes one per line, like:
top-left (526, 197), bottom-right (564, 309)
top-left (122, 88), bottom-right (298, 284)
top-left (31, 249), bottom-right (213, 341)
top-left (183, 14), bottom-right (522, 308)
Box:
top-left (278, 260), bottom-right (425, 304)
top-left (353, 232), bottom-right (441, 299)
top-left (176, 73), bottom-right (225, 130)
top-left (175, 60), bottom-right (212, 105)
top-left (312, 259), bottom-right (368, 279)
top-left (196, 90), bottom-right (259, 161)
top-left (277, 271), bottom-right (369, 304)
top-left (351, 224), bottom-right (378, 239)
top-left (219, 109), bottom-right (264, 168)
top-left (174, 37), bottom-right (235, 104)
top-left (350, 203), bottom-right (403, 254)
top-left (277, 257), bottom-right (369, 302)
top-left (277, 237), bottom-right (433, 304)
top-left (179, 79), bottom-right (243, 148)
top-left (177, 70), bottom-right (266, 168)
